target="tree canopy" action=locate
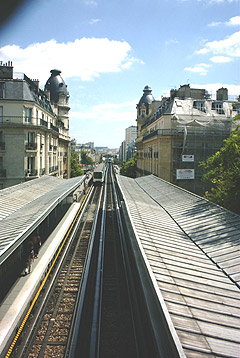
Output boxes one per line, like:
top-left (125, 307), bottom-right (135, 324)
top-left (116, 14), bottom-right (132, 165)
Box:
top-left (120, 154), bottom-right (137, 178)
top-left (70, 152), bottom-right (84, 178)
top-left (81, 150), bottom-right (94, 165)
top-left (200, 124), bottom-right (240, 214)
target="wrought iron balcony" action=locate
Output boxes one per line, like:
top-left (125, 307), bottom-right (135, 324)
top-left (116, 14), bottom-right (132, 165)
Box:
top-left (40, 118), bottom-right (48, 127)
top-left (25, 142), bottom-right (37, 150)
top-left (50, 123), bottom-right (59, 133)
top-left (25, 169), bottom-right (37, 177)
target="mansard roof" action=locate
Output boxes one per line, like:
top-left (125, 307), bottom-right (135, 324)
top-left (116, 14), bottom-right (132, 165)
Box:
top-left (137, 85), bottom-right (155, 107)
top-left (45, 69), bottom-right (69, 103)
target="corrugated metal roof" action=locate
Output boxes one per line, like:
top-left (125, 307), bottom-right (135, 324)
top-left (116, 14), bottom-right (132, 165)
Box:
top-left (135, 175), bottom-right (240, 286)
top-left (117, 175), bottom-right (240, 358)
top-left (0, 175), bottom-right (85, 264)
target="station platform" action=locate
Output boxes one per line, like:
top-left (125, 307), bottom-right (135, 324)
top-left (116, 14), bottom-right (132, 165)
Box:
top-left (0, 202), bottom-right (81, 356)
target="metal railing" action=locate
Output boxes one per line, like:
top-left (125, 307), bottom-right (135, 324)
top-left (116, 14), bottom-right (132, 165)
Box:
top-left (25, 142), bottom-right (37, 150)
top-left (142, 128), bottom-right (231, 142)
top-left (25, 169), bottom-right (38, 177)
top-left (0, 116), bottom-right (60, 132)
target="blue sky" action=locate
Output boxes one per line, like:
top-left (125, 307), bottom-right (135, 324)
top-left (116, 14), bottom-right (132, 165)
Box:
top-left (0, 0), bottom-right (239, 148)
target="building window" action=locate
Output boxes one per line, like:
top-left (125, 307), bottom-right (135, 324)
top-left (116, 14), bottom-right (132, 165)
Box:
top-left (0, 106), bottom-right (2, 123)
top-left (27, 157), bottom-right (35, 173)
top-left (26, 131), bottom-right (35, 143)
top-left (193, 101), bottom-right (205, 112)
top-left (212, 102), bottom-right (224, 114)
top-left (25, 131), bottom-right (36, 150)
top-left (0, 83), bottom-right (5, 99)
top-left (0, 131), bottom-right (4, 150)
top-left (24, 107), bottom-right (32, 123)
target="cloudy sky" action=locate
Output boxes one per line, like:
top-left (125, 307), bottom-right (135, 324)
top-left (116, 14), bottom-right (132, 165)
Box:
top-left (0, 0), bottom-right (239, 148)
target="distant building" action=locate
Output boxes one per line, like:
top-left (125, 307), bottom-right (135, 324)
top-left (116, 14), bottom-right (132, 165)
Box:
top-left (125, 125), bottom-right (137, 161)
top-left (119, 140), bottom-right (126, 164)
top-left (135, 84), bottom-right (239, 196)
top-left (0, 62), bottom-right (70, 189)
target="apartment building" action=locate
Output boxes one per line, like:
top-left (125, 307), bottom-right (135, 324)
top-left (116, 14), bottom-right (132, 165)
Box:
top-left (125, 125), bottom-right (137, 161)
top-left (135, 84), bottom-right (239, 196)
top-left (0, 62), bottom-right (71, 189)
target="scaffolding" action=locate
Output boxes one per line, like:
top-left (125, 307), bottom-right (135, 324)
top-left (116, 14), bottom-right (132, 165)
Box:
top-left (171, 116), bottom-right (232, 195)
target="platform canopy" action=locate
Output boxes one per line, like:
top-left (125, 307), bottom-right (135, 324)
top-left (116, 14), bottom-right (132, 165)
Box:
top-left (0, 175), bottom-right (85, 265)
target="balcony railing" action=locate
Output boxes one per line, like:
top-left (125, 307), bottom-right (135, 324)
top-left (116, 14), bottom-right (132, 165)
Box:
top-left (25, 142), bottom-right (37, 150)
top-left (0, 169), bottom-right (6, 177)
top-left (40, 118), bottom-right (48, 127)
top-left (25, 169), bottom-right (37, 177)
top-left (142, 128), bottom-right (231, 142)
top-left (50, 123), bottom-right (59, 133)
top-left (0, 116), bottom-right (59, 130)
top-left (0, 142), bottom-right (5, 150)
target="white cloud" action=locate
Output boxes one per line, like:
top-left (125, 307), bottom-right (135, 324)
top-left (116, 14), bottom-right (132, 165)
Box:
top-left (83, 0), bottom-right (98, 6)
top-left (165, 39), bottom-right (179, 45)
top-left (226, 16), bottom-right (240, 26)
top-left (0, 38), bottom-right (141, 84)
top-left (208, 21), bottom-right (221, 27)
top-left (196, 31), bottom-right (240, 58)
top-left (89, 18), bottom-right (101, 24)
top-left (208, 16), bottom-right (240, 27)
top-left (70, 100), bottom-right (137, 122)
top-left (184, 63), bottom-right (211, 76)
top-left (69, 100), bottom-right (137, 147)
top-left (210, 55), bottom-right (232, 63)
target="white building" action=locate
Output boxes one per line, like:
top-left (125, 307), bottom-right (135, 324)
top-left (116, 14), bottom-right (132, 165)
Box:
top-left (0, 62), bottom-right (71, 189)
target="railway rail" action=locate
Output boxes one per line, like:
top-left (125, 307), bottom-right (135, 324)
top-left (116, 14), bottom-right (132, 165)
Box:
top-left (7, 185), bottom-right (99, 358)
top-left (67, 164), bottom-right (162, 358)
top-left (5, 164), bottom-right (181, 358)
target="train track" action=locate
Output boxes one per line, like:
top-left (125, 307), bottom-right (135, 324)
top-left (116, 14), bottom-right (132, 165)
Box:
top-left (8, 164), bottom-right (162, 358)
top-left (67, 165), bottom-right (161, 357)
top-left (10, 186), bottom-right (100, 358)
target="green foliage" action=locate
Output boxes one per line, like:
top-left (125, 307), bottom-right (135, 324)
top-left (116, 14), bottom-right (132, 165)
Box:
top-left (81, 150), bottom-right (94, 165)
top-left (113, 157), bottom-right (119, 165)
top-left (70, 152), bottom-right (84, 178)
top-left (120, 154), bottom-right (137, 178)
top-left (200, 127), bottom-right (240, 214)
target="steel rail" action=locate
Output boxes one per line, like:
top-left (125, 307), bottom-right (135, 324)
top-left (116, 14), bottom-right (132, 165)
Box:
top-left (4, 186), bottom-right (94, 358)
top-left (89, 164), bottom-right (109, 358)
top-left (110, 165), bottom-right (140, 355)
top-left (66, 184), bottom-right (105, 358)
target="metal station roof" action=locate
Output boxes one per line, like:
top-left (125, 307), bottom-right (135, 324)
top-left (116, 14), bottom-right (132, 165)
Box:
top-left (117, 174), bottom-right (240, 358)
top-left (0, 175), bottom-right (85, 265)
top-left (135, 175), bottom-right (240, 286)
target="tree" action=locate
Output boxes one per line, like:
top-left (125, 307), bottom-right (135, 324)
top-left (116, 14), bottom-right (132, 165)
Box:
top-left (113, 157), bottom-right (119, 165)
top-left (70, 152), bottom-right (84, 178)
top-left (120, 154), bottom-right (137, 178)
top-left (200, 124), bottom-right (240, 214)
top-left (81, 150), bottom-right (94, 166)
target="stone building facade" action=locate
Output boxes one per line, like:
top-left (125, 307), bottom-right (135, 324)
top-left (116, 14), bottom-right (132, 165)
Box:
top-left (0, 62), bottom-right (71, 189)
top-left (135, 84), bottom-right (239, 196)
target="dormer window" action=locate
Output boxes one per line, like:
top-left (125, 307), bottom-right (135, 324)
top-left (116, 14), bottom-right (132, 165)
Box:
top-left (212, 101), bottom-right (224, 114)
top-left (193, 101), bottom-right (205, 112)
